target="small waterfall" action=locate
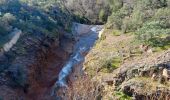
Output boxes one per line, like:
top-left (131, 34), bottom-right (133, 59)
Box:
top-left (51, 24), bottom-right (103, 95)
top-left (54, 47), bottom-right (85, 87)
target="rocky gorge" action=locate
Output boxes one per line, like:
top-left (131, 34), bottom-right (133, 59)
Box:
top-left (0, 0), bottom-right (170, 100)
top-left (0, 22), bottom-right (103, 100)
top-left (0, 22), bottom-right (169, 100)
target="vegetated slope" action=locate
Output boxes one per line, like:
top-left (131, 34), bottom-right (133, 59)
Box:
top-left (54, 0), bottom-right (170, 99)
top-left (106, 0), bottom-right (170, 46)
top-left (63, 32), bottom-right (170, 100)
top-left (63, 0), bottom-right (111, 24)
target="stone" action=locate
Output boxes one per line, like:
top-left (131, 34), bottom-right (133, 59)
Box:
top-left (151, 73), bottom-right (157, 80)
top-left (146, 48), bottom-right (153, 54)
top-left (158, 76), bottom-right (166, 84)
top-left (167, 62), bottom-right (170, 68)
top-left (162, 68), bottom-right (169, 79)
top-left (98, 29), bottom-right (104, 39)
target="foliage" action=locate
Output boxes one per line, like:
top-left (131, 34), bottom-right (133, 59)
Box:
top-left (99, 9), bottom-right (105, 22)
top-left (109, 0), bottom-right (123, 12)
top-left (124, 10), bottom-right (144, 32)
top-left (0, 0), bottom-right (73, 48)
top-left (101, 57), bottom-right (122, 73)
top-left (111, 30), bottom-right (122, 36)
top-left (107, 0), bottom-right (170, 48)
top-left (153, 8), bottom-right (170, 28)
top-left (107, 5), bottom-right (131, 29)
top-left (0, 13), bottom-right (16, 35)
top-left (62, 0), bottom-right (111, 24)
top-left (136, 21), bottom-right (170, 44)
top-left (114, 91), bottom-right (132, 100)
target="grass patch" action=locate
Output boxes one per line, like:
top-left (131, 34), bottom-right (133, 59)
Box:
top-left (111, 30), bottom-right (122, 36)
top-left (154, 45), bottom-right (170, 52)
top-left (113, 91), bottom-right (132, 100)
top-left (101, 57), bottom-right (122, 73)
top-left (129, 77), bottom-right (170, 92)
top-left (104, 29), bottom-right (122, 36)
top-left (132, 34), bottom-right (170, 53)
top-left (142, 34), bottom-right (170, 52)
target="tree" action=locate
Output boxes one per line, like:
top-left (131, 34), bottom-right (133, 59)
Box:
top-left (3, 13), bottom-right (16, 23)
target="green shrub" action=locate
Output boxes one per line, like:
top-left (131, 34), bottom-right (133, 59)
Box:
top-left (136, 21), bottom-right (170, 42)
top-left (107, 0), bottom-right (169, 32)
top-left (99, 9), bottom-right (105, 22)
top-left (136, 21), bottom-right (170, 49)
top-left (111, 30), bottom-right (122, 36)
top-left (114, 91), bottom-right (132, 100)
top-left (109, 0), bottom-right (123, 12)
top-left (153, 8), bottom-right (170, 28)
top-left (125, 10), bottom-right (144, 32)
top-left (107, 5), bottom-right (130, 29)
top-left (101, 57), bottom-right (122, 73)
top-left (168, 0), bottom-right (170, 7)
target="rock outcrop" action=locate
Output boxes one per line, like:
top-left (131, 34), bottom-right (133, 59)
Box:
top-left (3, 28), bottom-right (22, 52)
top-left (78, 32), bottom-right (170, 99)
top-left (99, 50), bottom-right (170, 99)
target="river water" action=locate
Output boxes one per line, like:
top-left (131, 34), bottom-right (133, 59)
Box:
top-left (52, 23), bottom-right (103, 95)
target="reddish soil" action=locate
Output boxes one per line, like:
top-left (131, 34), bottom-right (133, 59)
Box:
top-left (25, 45), bottom-right (70, 100)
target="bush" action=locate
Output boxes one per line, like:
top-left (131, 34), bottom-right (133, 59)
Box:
top-left (99, 9), bottom-right (105, 22)
top-left (101, 57), bottom-right (122, 73)
top-left (153, 8), bottom-right (170, 28)
top-left (136, 21), bottom-right (170, 46)
top-left (135, 0), bottom-right (167, 10)
top-left (107, 5), bottom-right (130, 29)
top-left (107, 0), bottom-right (169, 32)
top-left (126, 10), bottom-right (144, 32)
top-left (109, 0), bottom-right (123, 12)
top-left (114, 91), bottom-right (132, 100)
top-left (3, 13), bottom-right (16, 23)
top-left (0, 13), bottom-right (16, 35)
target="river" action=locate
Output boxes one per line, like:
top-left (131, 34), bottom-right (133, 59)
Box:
top-left (52, 23), bottom-right (103, 95)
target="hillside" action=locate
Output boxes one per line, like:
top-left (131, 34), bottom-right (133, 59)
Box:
top-left (0, 0), bottom-right (169, 100)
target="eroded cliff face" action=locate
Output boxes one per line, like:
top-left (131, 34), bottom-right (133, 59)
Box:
top-left (25, 39), bottom-right (69, 99)
top-left (0, 30), bottom-right (75, 100)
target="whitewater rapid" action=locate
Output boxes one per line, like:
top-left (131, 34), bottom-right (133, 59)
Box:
top-left (51, 23), bottom-right (103, 95)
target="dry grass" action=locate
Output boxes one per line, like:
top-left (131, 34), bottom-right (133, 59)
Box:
top-left (57, 75), bottom-right (102, 100)
top-left (121, 77), bottom-right (170, 100)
